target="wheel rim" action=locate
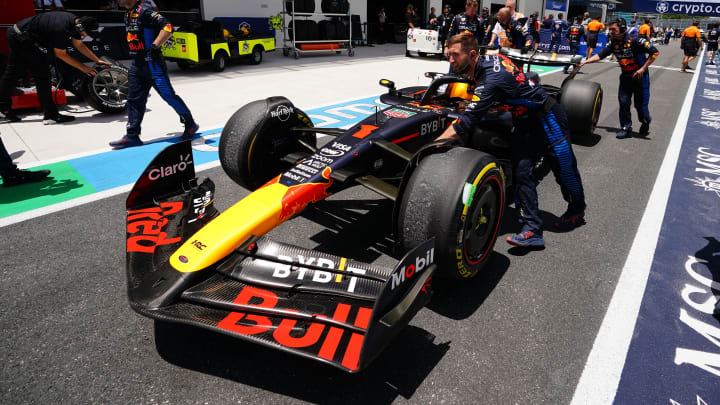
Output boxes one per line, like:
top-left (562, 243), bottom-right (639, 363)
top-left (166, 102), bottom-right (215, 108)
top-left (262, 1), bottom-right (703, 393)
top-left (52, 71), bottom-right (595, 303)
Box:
top-left (463, 176), bottom-right (502, 264)
top-left (93, 68), bottom-right (128, 107)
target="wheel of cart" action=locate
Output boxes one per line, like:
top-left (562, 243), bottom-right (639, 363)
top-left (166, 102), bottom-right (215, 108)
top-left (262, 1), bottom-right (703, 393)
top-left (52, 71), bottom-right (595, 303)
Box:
top-left (398, 147), bottom-right (505, 280)
top-left (249, 46), bottom-right (263, 65)
top-left (212, 50), bottom-right (229, 72)
top-left (348, 48), bottom-right (355, 57)
top-left (219, 96), bottom-right (317, 190)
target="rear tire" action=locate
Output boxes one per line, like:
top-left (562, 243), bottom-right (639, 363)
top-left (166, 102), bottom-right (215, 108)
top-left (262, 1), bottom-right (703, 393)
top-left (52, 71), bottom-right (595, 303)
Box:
top-left (212, 51), bottom-right (229, 72)
top-left (177, 60), bottom-right (192, 71)
top-left (560, 80), bottom-right (602, 137)
top-left (398, 147), bottom-right (505, 280)
top-left (219, 97), bottom-right (316, 190)
top-left (249, 46), bottom-right (263, 65)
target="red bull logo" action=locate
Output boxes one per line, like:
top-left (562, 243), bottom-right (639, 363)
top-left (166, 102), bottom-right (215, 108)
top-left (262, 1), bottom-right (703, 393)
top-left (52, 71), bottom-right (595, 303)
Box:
top-left (279, 167), bottom-right (333, 221)
top-left (127, 32), bottom-right (138, 42)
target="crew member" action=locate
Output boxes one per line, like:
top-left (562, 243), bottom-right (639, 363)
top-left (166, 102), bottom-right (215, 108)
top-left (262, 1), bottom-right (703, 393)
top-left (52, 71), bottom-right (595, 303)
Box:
top-left (627, 20), bottom-right (638, 38)
top-left (581, 12), bottom-right (591, 30)
top-left (434, 5), bottom-right (454, 46)
top-left (564, 17), bottom-right (585, 73)
top-left (443, 0), bottom-right (484, 57)
top-left (505, 0), bottom-right (525, 48)
top-left (0, 13), bottom-right (105, 124)
top-left (404, 4), bottom-right (417, 29)
top-left (707, 23), bottom-right (719, 65)
top-left (665, 26), bottom-right (674, 45)
top-left (479, 7), bottom-right (492, 46)
top-left (638, 19), bottom-right (652, 40)
top-left (585, 16), bottom-right (604, 60)
top-left (489, 8), bottom-right (512, 48)
top-left (427, 7), bottom-right (437, 28)
top-left (436, 33), bottom-right (587, 247)
top-left (0, 135), bottom-right (50, 187)
top-left (549, 12), bottom-right (567, 53)
top-left (521, 11), bottom-right (540, 53)
top-left (681, 20), bottom-right (703, 72)
top-left (110, 0), bottom-right (199, 149)
top-left (580, 18), bottom-right (659, 139)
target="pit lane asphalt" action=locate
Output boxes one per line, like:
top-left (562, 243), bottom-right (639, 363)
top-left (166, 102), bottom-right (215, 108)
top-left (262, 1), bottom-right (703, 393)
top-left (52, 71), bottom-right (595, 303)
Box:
top-left (0, 43), bottom-right (697, 404)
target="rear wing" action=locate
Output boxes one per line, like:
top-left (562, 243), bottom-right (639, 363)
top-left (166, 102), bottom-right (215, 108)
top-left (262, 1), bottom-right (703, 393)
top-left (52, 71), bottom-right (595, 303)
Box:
top-left (125, 142), bottom-right (436, 372)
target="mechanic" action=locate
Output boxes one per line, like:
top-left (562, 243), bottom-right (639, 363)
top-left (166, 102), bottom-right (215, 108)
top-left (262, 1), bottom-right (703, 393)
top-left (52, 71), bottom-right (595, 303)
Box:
top-left (521, 11), bottom-right (540, 53)
top-left (505, 0), bottom-right (525, 48)
top-left (430, 4), bottom-right (454, 45)
top-left (0, 135), bottom-right (50, 187)
top-left (427, 7), bottom-right (437, 28)
top-left (638, 19), bottom-right (652, 40)
top-left (627, 20), bottom-right (639, 39)
top-left (0, 13), bottom-right (105, 124)
top-left (707, 23), bottom-right (719, 65)
top-left (489, 8), bottom-right (512, 48)
top-left (580, 18), bottom-right (658, 139)
top-left (479, 7), bottom-right (493, 46)
top-left (564, 17), bottom-right (585, 73)
top-left (109, 0), bottom-right (199, 149)
top-left (680, 20), bottom-right (703, 72)
top-left (585, 16), bottom-right (604, 60)
top-left (549, 13), bottom-right (567, 53)
top-left (443, 0), bottom-right (484, 57)
top-left (436, 33), bottom-right (587, 247)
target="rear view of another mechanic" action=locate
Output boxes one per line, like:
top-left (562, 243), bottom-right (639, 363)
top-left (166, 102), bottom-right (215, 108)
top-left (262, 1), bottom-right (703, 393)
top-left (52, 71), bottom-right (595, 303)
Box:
top-left (0, 12), bottom-right (104, 124)
top-left (437, 33), bottom-right (587, 248)
top-left (581, 18), bottom-right (658, 139)
top-left (110, 0), bottom-right (198, 149)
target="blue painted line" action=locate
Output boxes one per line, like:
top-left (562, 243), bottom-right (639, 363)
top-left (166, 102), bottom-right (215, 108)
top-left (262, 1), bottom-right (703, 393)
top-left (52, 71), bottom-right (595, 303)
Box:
top-left (612, 62), bottom-right (720, 403)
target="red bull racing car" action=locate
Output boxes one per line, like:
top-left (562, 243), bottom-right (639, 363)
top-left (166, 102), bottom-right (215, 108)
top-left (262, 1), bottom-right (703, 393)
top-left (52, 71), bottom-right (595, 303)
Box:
top-left (124, 48), bottom-right (602, 373)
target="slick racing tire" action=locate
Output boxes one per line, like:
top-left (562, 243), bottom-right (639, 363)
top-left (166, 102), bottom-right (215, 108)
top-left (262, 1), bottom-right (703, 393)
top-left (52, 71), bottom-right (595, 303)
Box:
top-left (220, 97), bottom-right (316, 190)
top-left (560, 80), bottom-right (602, 137)
top-left (84, 63), bottom-right (129, 114)
top-left (398, 147), bottom-right (505, 280)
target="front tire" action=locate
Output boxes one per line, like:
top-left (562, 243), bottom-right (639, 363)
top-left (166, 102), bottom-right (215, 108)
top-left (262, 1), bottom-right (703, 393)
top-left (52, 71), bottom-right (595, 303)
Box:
top-left (212, 51), bottom-right (229, 72)
top-left (398, 147), bottom-right (505, 280)
top-left (560, 80), bottom-right (602, 137)
top-left (249, 46), bottom-right (263, 65)
top-left (219, 97), bottom-right (316, 190)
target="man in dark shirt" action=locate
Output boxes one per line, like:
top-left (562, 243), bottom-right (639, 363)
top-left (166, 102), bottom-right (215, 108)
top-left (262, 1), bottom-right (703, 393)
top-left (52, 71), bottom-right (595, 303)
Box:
top-left (706, 23), bottom-right (718, 65)
top-left (564, 17), bottom-right (585, 72)
top-left (0, 135), bottom-right (50, 187)
top-left (443, 0), bottom-right (484, 57)
top-left (437, 33), bottom-right (587, 247)
top-left (431, 4), bottom-right (454, 46)
top-left (0, 12), bottom-right (106, 124)
top-left (580, 18), bottom-right (659, 138)
top-left (427, 7), bottom-right (437, 28)
top-left (109, 0), bottom-right (198, 149)
top-left (549, 13), bottom-right (567, 53)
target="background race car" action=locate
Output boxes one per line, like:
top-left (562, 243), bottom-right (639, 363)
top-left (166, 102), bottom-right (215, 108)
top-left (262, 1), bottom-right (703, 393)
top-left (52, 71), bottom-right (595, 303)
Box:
top-left (162, 20), bottom-right (275, 72)
top-left (406, 28), bottom-right (442, 57)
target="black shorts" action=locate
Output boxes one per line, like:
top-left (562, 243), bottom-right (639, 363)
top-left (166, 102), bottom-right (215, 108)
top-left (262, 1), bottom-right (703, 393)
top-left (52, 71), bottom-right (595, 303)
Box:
top-left (586, 33), bottom-right (598, 48)
top-left (708, 42), bottom-right (718, 51)
top-left (684, 46), bottom-right (698, 56)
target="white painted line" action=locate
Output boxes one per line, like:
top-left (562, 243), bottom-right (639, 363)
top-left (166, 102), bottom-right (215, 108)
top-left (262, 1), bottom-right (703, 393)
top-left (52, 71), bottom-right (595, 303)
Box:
top-left (0, 160), bottom-right (222, 228)
top-left (570, 50), bottom-right (705, 404)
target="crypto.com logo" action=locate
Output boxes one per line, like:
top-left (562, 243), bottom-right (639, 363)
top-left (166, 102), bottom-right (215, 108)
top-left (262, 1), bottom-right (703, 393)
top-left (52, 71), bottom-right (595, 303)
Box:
top-left (656, 1), bottom-right (669, 13)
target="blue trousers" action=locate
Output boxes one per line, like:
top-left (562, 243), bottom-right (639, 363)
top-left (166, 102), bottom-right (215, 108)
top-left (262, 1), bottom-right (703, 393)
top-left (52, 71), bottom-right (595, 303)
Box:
top-left (513, 103), bottom-right (586, 234)
top-left (549, 34), bottom-right (562, 52)
top-left (126, 58), bottom-right (194, 137)
top-left (618, 72), bottom-right (651, 130)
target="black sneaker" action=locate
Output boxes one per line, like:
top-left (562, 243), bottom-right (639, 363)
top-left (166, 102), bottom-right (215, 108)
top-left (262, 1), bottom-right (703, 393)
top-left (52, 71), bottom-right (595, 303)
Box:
top-left (1, 168), bottom-right (51, 187)
top-left (0, 110), bottom-right (22, 122)
top-left (109, 135), bottom-right (143, 149)
top-left (43, 114), bottom-right (76, 125)
top-left (638, 120), bottom-right (651, 135)
top-left (553, 211), bottom-right (585, 231)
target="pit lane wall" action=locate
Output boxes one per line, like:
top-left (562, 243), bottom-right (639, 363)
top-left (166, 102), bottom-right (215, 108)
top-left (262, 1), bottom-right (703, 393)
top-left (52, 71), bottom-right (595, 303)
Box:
top-left (609, 61), bottom-right (720, 403)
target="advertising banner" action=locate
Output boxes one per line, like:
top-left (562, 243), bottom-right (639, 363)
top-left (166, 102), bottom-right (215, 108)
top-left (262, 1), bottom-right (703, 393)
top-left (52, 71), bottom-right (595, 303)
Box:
top-left (546, 0), bottom-right (569, 11)
top-left (634, 0), bottom-right (720, 16)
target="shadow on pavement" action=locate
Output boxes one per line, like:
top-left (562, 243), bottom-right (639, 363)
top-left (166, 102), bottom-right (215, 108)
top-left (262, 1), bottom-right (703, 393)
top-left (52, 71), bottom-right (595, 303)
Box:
top-left (154, 321), bottom-right (448, 404)
top-left (0, 177), bottom-right (81, 203)
top-left (571, 131), bottom-right (602, 147)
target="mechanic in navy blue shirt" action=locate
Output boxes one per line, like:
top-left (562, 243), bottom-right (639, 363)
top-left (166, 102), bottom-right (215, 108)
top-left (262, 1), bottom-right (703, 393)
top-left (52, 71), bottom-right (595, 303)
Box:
top-left (580, 18), bottom-right (659, 138)
top-left (564, 17), bottom-right (585, 73)
top-left (706, 23), bottom-right (719, 65)
top-left (109, 0), bottom-right (198, 149)
top-left (443, 0), bottom-right (484, 57)
top-left (549, 13), bottom-right (567, 53)
top-left (436, 33), bottom-right (587, 247)
top-left (0, 12), bottom-right (106, 124)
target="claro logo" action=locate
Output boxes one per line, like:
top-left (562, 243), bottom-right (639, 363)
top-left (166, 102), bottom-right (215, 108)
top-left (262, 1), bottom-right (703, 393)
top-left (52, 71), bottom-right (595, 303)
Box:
top-left (148, 153), bottom-right (193, 181)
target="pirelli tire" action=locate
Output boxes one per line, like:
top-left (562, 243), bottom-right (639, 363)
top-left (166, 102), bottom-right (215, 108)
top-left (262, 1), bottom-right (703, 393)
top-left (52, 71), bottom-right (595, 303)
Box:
top-left (219, 97), bottom-right (316, 190)
top-left (560, 80), bottom-right (603, 137)
top-left (398, 147), bottom-right (505, 280)
top-left (84, 63), bottom-right (129, 114)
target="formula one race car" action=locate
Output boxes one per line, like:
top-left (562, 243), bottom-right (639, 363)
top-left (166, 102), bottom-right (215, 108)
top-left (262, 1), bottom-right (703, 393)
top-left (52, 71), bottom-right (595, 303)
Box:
top-left (124, 50), bottom-right (602, 373)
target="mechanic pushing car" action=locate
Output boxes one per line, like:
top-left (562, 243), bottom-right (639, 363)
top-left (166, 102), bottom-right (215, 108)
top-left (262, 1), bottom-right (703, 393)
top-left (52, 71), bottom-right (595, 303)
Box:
top-left (436, 33), bottom-right (587, 247)
top-left (0, 13), bottom-right (106, 124)
top-left (580, 18), bottom-right (659, 139)
top-left (443, 0), bottom-right (484, 58)
top-left (109, 0), bottom-right (198, 149)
